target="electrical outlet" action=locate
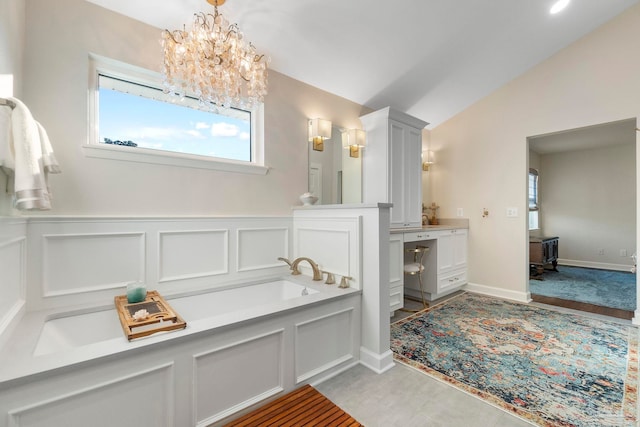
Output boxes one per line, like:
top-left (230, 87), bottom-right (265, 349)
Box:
top-left (506, 207), bottom-right (518, 217)
top-left (597, 248), bottom-right (605, 255)
top-left (620, 249), bottom-right (628, 257)
top-left (456, 208), bottom-right (464, 217)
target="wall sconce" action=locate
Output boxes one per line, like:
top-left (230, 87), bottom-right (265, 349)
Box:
top-left (342, 129), bottom-right (366, 158)
top-left (308, 118), bottom-right (332, 151)
top-left (422, 150), bottom-right (434, 171)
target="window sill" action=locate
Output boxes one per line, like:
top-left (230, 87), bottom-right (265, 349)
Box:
top-left (82, 144), bottom-right (269, 175)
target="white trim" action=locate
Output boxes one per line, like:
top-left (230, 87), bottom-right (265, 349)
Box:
top-left (557, 258), bottom-right (634, 272)
top-left (358, 347), bottom-right (395, 374)
top-left (82, 143), bottom-right (269, 174)
top-left (463, 282), bottom-right (532, 303)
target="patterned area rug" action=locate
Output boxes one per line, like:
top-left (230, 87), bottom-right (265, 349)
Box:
top-left (391, 293), bottom-right (639, 427)
top-left (529, 266), bottom-right (636, 311)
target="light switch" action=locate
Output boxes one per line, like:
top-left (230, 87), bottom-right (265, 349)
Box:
top-left (506, 207), bottom-right (518, 217)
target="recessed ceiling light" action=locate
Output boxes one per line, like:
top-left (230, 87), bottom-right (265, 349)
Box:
top-left (550, 0), bottom-right (570, 14)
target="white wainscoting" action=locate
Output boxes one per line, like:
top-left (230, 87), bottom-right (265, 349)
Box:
top-left (193, 329), bottom-right (284, 426)
top-left (25, 217), bottom-right (292, 311)
top-left (0, 219), bottom-right (27, 343)
top-left (7, 363), bottom-right (175, 427)
top-left (237, 227), bottom-right (289, 272)
top-left (159, 229), bottom-right (229, 282)
top-left (0, 292), bottom-right (361, 427)
top-left (293, 217), bottom-right (361, 289)
top-left (294, 308), bottom-right (354, 384)
top-left (42, 232), bottom-right (146, 297)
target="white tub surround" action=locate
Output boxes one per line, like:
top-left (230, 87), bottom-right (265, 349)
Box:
top-left (0, 215), bottom-right (363, 426)
top-left (293, 204), bottom-right (394, 374)
top-left (0, 276), bottom-right (361, 427)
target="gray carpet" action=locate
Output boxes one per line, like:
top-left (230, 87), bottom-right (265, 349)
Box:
top-left (529, 265), bottom-right (636, 311)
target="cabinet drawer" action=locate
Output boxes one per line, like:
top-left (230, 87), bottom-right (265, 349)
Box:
top-left (390, 283), bottom-right (403, 311)
top-left (438, 269), bottom-right (467, 293)
top-left (404, 231), bottom-right (439, 242)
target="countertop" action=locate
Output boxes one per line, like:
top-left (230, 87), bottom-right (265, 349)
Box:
top-left (390, 218), bottom-right (469, 233)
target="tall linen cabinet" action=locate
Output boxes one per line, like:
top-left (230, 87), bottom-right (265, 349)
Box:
top-left (360, 107), bottom-right (428, 228)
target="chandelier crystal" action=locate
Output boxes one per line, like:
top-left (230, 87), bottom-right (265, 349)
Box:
top-left (161, 0), bottom-right (269, 110)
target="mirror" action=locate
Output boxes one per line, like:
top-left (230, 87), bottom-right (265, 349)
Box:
top-left (308, 126), bottom-right (362, 204)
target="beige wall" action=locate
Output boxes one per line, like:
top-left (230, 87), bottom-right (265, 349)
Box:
top-left (2, 0), bottom-right (367, 216)
top-left (539, 143), bottom-right (635, 268)
top-left (430, 4), bottom-right (640, 296)
top-left (0, 0), bottom-right (25, 215)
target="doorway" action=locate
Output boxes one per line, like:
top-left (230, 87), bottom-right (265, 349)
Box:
top-left (526, 118), bottom-right (637, 320)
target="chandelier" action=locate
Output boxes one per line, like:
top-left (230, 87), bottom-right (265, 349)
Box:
top-left (161, 0), bottom-right (269, 110)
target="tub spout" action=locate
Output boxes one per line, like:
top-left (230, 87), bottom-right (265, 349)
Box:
top-left (277, 257), bottom-right (293, 269)
top-left (291, 257), bottom-right (323, 281)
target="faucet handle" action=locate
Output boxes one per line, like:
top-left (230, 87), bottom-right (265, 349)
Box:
top-left (339, 276), bottom-right (352, 288)
top-left (322, 271), bottom-right (336, 285)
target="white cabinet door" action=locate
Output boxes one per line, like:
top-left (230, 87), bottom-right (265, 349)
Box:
top-left (361, 107), bottom-right (427, 229)
top-left (388, 120), bottom-right (423, 228)
top-left (437, 229), bottom-right (467, 274)
top-left (389, 233), bottom-right (404, 312)
top-left (452, 229), bottom-right (468, 269)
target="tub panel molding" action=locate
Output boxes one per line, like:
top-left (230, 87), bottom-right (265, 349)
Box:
top-left (41, 232), bottom-right (146, 297)
top-left (237, 227), bottom-right (289, 272)
top-left (192, 329), bottom-right (285, 427)
top-left (293, 217), bottom-right (361, 288)
top-left (0, 237), bottom-right (25, 329)
top-left (158, 229), bottom-right (229, 283)
top-left (23, 217), bottom-right (292, 311)
top-left (7, 363), bottom-right (174, 427)
top-left (294, 308), bottom-right (355, 384)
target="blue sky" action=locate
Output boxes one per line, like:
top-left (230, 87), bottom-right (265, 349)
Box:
top-left (99, 89), bottom-right (251, 161)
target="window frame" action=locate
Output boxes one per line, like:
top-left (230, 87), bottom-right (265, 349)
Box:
top-left (84, 54), bottom-right (268, 175)
top-left (528, 168), bottom-right (540, 230)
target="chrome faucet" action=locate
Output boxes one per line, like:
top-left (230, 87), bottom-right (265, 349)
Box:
top-left (277, 256), bottom-right (323, 281)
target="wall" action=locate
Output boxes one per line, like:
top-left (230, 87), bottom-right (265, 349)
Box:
top-left (0, 0), bottom-right (25, 216)
top-left (540, 143), bottom-right (635, 269)
top-left (430, 4), bottom-right (640, 299)
top-left (3, 0), bottom-right (367, 217)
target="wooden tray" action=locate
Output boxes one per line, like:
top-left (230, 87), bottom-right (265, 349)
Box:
top-left (114, 290), bottom-right (187, 341)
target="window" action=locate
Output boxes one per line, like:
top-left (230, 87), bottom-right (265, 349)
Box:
top-left (529, 168), bottom-right (539, 230)
top-left (85, 54), bottom-right (267, 175)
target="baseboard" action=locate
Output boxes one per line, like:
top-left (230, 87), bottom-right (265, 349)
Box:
top-left (463, 282), bottom-right (531, 303)
top-left (558, 259), bottom-right (634, 272)
top-left (359, 347), bottom-right (395, 374)
top-left (308, 360), bottom-right (360, 387)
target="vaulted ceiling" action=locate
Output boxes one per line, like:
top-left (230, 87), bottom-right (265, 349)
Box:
top-left (86, 0), bottom-right (638, 128)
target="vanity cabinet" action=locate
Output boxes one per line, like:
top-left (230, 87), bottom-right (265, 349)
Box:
top-left (397, 228), bottom-right (468, 307)
top-left (360, 107), bottom-right (428, 229)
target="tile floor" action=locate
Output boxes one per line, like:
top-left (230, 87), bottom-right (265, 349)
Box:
top-left (315, 294), bottom-right (635, 427)
top-left (316, 364), bottom-right (534, 427)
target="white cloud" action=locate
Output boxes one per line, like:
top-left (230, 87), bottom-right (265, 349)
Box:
top-left (239, 131), bottom-right (250, 140)
top-left (186, 130), bottom-right (204, 138)
top-left (211, 122), bottom-right (239, 137)
top-left (195, 122), bottom-right (210, 130)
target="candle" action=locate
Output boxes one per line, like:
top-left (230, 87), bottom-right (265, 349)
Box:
top-left (126, 282), bottom-right (147, 303)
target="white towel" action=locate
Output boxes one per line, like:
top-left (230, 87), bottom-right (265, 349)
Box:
top-left (0, 97), bottom-right (61, 210)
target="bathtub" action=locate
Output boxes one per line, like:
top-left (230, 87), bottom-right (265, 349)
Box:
top-left (33, 280), bottom-right (320, 356)
top-left (0, 277), bottom-right (361, 427)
